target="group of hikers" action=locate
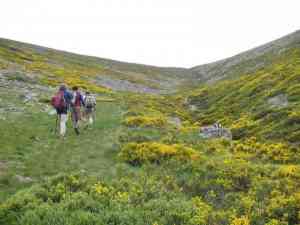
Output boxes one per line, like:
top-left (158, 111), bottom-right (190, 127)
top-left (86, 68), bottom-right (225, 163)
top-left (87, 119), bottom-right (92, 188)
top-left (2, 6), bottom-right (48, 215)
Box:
top-left (51, 85), bottom-right (97, 138)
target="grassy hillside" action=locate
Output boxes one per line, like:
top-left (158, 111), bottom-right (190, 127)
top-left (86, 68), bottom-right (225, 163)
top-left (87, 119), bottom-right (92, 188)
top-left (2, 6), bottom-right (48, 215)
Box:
top-left (0, 38), bottom-right (195, 94)
top-left (186, 47), bottom-right (300, 144)
top-left (1, 87), bottom-right (300, 225)
top-left (0, 32), bottom-right (300, 225)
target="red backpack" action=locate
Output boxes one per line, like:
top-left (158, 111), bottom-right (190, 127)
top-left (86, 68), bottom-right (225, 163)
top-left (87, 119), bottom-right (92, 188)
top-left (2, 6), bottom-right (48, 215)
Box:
top-left (51, 91), bottom-right (66, 110)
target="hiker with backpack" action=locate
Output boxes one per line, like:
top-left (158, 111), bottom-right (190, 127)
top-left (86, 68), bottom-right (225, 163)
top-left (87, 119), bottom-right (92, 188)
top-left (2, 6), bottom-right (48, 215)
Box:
top-left (71, 86), bottom-right (85, 135)
top-left (83, 91), bottom-right (97, 127)
top-left (51, 85), bottom-right (73, 138)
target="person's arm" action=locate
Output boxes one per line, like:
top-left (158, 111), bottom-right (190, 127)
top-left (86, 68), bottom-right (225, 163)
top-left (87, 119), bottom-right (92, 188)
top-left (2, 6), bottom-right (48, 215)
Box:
top-left (80, 94), bottom-right (85, 106)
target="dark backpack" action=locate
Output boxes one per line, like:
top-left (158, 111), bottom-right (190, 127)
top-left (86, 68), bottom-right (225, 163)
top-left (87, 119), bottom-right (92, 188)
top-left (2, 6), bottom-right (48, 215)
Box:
top-left (51, 91), bottom-right (66, 110)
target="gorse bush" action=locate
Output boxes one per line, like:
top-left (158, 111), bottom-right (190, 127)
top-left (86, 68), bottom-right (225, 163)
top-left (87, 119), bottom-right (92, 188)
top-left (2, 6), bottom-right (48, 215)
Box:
top-left (119, 142), bottom-right (200, 165)
top-left (0, 174), bottom-right (216, 225)
top-left (123, 116), bottom-right (167, 128)
top-left (232, 138), bottom-right (299, 163)
top-left (276, 165), bottom-right (300, 178)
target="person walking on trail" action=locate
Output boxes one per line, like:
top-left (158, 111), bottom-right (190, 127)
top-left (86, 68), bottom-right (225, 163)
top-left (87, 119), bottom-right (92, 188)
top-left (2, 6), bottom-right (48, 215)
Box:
top-left (51, 85), bottom-right (73, 138)
top-left (83, 91), bottom-right (97, 127)
top-left (71, 86), bottom-right (84, 135)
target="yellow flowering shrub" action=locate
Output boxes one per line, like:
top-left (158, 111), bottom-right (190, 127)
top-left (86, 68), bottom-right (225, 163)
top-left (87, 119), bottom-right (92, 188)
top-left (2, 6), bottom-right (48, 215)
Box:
top-left (230, 114), bottom-right (258, 139)
top-left (232, 138), bottom-right (296, 163)
top-left (230, 216), bottom-right (250, 225)
top-left (91, 182), bottom-right (130, 203)
top-left (119, 142), bottom-right (200, 164)
top-left (231, 114), bottom-right (257, 130)
top-left (277, 165), bottom-right (300, 178)
top-left (123, 116), bottom-right (167, 128)
top-left (264, 189), bottom-right (300, 223)
top-left (92, 182), bottom-right (110, 195)
top-left (114, 191), bottom-right (130, 203)
top-left (204, 138), bottom-right (231, 154)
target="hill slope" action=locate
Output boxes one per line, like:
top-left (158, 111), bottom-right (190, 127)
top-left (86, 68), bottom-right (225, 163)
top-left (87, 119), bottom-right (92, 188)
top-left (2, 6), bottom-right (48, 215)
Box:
top-left (191, 30), bottom-right (300, 83)
top-left (185, 46), bottom-right (300, 143)
top-left (0, 38), bottom-right (196, 94)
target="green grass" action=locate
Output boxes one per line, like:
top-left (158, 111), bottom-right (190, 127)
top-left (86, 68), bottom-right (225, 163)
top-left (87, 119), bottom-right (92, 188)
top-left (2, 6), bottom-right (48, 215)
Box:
top-left (0, 95), bottom-right (124, 201)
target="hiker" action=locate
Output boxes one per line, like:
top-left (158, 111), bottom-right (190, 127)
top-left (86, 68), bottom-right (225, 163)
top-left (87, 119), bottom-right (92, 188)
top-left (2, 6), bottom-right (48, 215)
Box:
top-left (51, 85), bottom-right (73, 138)
top-left (83, 91), bottom-right (97, 126)
top-left (71, 86), bottom-right (84, 135)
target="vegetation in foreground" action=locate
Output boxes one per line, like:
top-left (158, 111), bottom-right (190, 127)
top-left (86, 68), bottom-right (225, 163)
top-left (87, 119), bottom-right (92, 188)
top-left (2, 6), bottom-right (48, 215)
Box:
top-left (0, 34), bottom-right (300, 225)
top-left (1, 82), bottom-right (300, 225)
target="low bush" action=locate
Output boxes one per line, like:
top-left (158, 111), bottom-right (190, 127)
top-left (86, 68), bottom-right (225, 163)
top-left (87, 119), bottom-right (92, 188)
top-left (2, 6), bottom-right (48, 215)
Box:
top-left (119, 142), bottom-right (200, 165)
top-left (232, 138), bottom-right (298, 163)
top-left (123, 116), bottom-right (167, 128)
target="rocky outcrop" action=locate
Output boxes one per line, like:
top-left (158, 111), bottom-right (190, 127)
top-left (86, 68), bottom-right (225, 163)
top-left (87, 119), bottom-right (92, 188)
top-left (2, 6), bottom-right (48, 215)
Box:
top-left (267, 94), bottom-right (289, 108)
top-left (94, 76), bottom-right (166, 94)
top-left (199, 125), bottom-right (232, 140)
top-left (15, 174), bottom-right (33, 183)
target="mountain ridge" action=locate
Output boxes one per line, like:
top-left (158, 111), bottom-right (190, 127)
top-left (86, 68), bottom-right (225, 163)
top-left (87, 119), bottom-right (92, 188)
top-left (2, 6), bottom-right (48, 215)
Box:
top-left (1, 30), bottom-right (300, 92)
top-left (191, 30), bottom-right (300, 83)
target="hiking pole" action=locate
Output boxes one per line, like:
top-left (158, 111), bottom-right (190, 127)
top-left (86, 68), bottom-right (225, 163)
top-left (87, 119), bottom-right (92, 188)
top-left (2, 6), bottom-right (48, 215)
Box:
top-left (54, 114), bottom-right (58, 134)
top-left (93, 106), bottom-right (96, 124)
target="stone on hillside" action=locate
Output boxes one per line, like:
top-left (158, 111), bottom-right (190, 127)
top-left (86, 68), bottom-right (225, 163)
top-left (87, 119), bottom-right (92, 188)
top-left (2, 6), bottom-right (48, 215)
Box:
top-left (94, 76), bottom-right (162, 94)
top-left (21, 92), bottom-right (38, 103)
top-left (267, 94), bottom-right (289, 108)
top-left (199, 125), bottom-right (232, 140)
top-left (189, 105), bottom-right (198, 111)
top-left (15, 175), bottom-right (33, 183)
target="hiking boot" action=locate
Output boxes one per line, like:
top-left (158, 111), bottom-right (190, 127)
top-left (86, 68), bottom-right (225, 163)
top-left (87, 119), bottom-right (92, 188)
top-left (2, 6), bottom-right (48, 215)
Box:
top-left (74, 128), bottom-right (80, 135)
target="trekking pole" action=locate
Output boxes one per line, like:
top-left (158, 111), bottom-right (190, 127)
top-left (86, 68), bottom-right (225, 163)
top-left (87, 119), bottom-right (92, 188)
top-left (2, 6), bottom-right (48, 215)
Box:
top-left (54, 114), bottom-right (58, 134)
top-left (93, 106), bottom-right (97, 123)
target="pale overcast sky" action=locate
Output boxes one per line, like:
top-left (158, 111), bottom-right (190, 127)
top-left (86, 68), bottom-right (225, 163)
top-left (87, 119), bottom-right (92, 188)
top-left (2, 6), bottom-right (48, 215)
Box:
top-left (1, 0), bottom-right (299, 67)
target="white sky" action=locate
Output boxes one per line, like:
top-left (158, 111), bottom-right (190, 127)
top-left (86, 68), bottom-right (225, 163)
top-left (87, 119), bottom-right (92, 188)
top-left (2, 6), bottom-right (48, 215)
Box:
top-left (1, 0), bottom-right (299, 68)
